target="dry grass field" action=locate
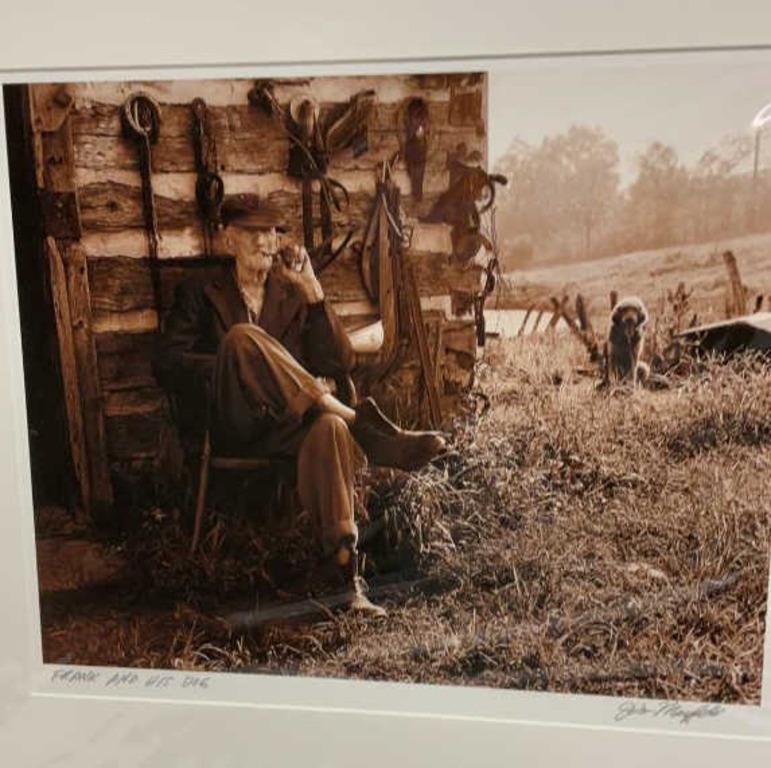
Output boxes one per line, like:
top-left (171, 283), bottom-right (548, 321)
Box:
top-left (500, 232), bottom-right (771, 325)
top-left (41, 331), bottom-right (771, 704)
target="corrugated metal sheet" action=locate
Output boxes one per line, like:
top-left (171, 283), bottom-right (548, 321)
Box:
top-left (676, 312), bottom-right (771, 355)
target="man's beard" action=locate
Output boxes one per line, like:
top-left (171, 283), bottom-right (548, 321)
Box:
top-left (235, 257), bottom-right (270, 289)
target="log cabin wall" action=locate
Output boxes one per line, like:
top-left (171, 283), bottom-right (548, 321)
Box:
top-left (31, 72), bottom-right (487, 501)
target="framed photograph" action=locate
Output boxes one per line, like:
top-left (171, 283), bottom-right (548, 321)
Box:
top-left (1, 2), bottom-right (771, 765)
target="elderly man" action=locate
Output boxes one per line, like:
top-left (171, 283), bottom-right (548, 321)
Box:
top-left (156, 194), bottom-right (445, 614)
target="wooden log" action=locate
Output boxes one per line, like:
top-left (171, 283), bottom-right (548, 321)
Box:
top-left (326, 129), bottom-right (481, 175)
top-left (551, 296), bottom-right (578, 333)
top-left (80, 204), bottom-right (452, 259)
top-left (95, 332), bottom-right (157, 391)
top-left (45, 237), bottom-right (90, 517)
top-left (33, 92), bottom-right (82, 239)
top-left (722, 249), bottom-right (747, 317)
top-left (73, 100), bottom-right (457, 138)
top-left (74, 132), bottom-right (288, 174)
top-left (442, 319), bottom-right (477, 359)
top-left (91, 294), bottom-right (456, 338)
top-left (404, 263), bottom-right (442, 428)
top-left (547, 296), bottom-right (567, 329)
top-left (517, 307), bottom-right (533, 337)
top-left (105, 408), bottom-right (164, 460)
top-left (76, 176), bottom-right (446, 248)
top-left (442, 351), bottom-right (475, 393)
top-left (75, 129), bottom-right (450, 193)
top-left (78, 180), bottom-right (299, 232)
top-left (371, 100), bottom-right (451, 131)
top-left (72, 101), bottom-right (274, 138)
top-left (225, 576), bottom-right (439, 628)
top-left (68, 76), bottom-right (464, 110)
top-left (104, 387), bottom-right (166, 417)
top-left (30, 83), bottom-right (73, 132)
top-left (322, 248), bottom-right (480, 303)
top-left (275, 74), bottom-right (464, 106)
top-left (448, 88), bottom-right (484, 129)
top-left (87, 250), bottom-right (471, 315)
top-left (89, 255), bottom-right (235, 313)
top-left (444, 345), bottom-right (476, 372)
top-left (93, 308), bottom-right (158, 334)
top-left (551, 295), bottom-right (601, 362)
top-left (410, 222), bottom-right (453, 253)
top-left (75, 168), bottom-right (297, 197)
top-left (445, 73), bottom-right (486, 88)
top-left (70, 80), bottom-right (260, 108)
top-left (81, 227), bottom-right (205, 260)
top-left (450, 289), bottom-right (475, 317)
top-left (80, 180), bottom-right (196, 231)
top-left (71, 102), bottom-right (484, 182)
top-left (575, 294), bottom-right (592, 333)
top-left (65, 243), bottom-right (114, 515)
top-left (532, 308), bottom-right (545, 333)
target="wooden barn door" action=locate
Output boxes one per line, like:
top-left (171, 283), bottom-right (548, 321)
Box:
top-left (4, 84), bottom-right (74, 511)
top-left (20, 83), bottom-right (113, 521)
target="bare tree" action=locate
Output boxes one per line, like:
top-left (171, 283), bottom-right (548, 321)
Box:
top-left (494, 125), bottom-right (620, 263)
top-left (626, 142), bottom-right (689, 248)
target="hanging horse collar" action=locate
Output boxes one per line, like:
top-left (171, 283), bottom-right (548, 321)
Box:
top-left (358, 156), bottom-right (413, 304)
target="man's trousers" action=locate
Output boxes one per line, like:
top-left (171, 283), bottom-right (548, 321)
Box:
top-left (211, 322), bottom-right (361, 554)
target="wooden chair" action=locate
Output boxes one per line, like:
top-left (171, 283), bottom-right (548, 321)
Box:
top-left (152, 258), bottom-right (364, 554)
top-left (188, 374), bottom-right (357, 555)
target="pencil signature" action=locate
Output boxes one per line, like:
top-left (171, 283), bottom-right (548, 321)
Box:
top-left (614, 700), bottom-right (725, 726)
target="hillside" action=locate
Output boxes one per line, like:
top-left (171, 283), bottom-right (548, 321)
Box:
top-left (498, 232), bottom-right (771, 324)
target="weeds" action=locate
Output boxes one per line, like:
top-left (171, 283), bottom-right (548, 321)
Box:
top-left (41, 333), bottom-right (771, 704)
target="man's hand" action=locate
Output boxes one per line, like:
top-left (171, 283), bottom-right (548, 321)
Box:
top-left (274, 244), bottom-right (325, 303)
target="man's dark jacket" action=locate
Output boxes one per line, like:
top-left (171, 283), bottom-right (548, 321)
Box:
top-left (155, 269), bottom-right (355, 436)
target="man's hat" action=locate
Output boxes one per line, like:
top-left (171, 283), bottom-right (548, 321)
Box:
top-left (219, 193), bottom-right (288, 232)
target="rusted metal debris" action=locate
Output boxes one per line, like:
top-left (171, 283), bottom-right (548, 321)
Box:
top-left (675, 312), bottom-right (771, 356)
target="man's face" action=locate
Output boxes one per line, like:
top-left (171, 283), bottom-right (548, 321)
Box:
top-left (226, 226), bottom-right (278, 276)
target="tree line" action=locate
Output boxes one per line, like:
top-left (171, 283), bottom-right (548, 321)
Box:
top-left (493, 125), bottom-right (771, 270)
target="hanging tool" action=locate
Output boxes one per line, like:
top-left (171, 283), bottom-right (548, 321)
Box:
top-left (358, 156), bottom-right (413, 303)
top-left (353, 159), bottom-right (418, 393)
top-left (473, 208), bottom-right (503, 347)
top-left (402, 97), bottom-right (430, 201)
top-left (247, 81), bottom-right (373, 272)
top-left (122, 91), bottom-right (163, 326)
top-left (191, 97), bottom-right (225, 255)
top-left (427, 144), bottom-right (508, 263)
top-left (404, 262), bottom-right (443, 429)
top-left (286, 94), bottom-right (356, 271)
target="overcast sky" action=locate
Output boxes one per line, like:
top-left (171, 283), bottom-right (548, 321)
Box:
top-left (488, 48), bottom-right (771, 184)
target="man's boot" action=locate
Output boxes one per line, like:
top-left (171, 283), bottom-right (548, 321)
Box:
top-left (351, 397), bottom-right (446, 471)
top-left (335, 539), bottom-right (387, 617)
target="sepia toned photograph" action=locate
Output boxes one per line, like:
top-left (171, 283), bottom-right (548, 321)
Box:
top-left (4, 52), bottom-right (770, 706)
